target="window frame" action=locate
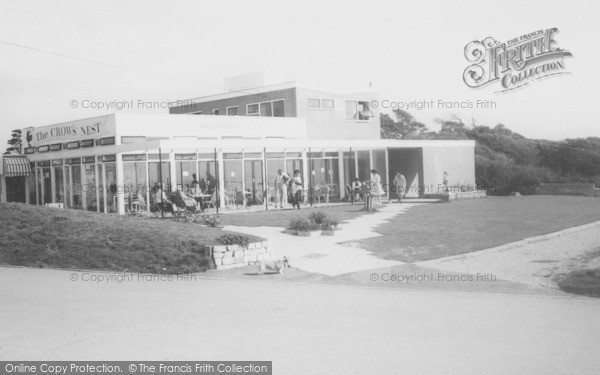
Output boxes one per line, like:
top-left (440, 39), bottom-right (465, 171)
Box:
top-left (246, 103), bottom-right (259, 116)
top-left (247, 100), bottom-right (285, 117)
top-left (226, 106), bottom-right (239, 116)
top-left (307, 98), bottom-right (321, 108)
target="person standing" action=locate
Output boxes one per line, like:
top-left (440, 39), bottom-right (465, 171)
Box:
top-left (393, 172), bottom-right (407, 203)
top-left (289, 170), bottom-right (303, 209)
top-left (443, 171), bottom-right (449, 193)
top-left (205, 171), bottom-right (216, 194)
top-left (274, 169), bottom-right (290, 209)
top-left (370, 169), bottom-right (384, 205)
top-left (190, 173), bottom-right (199, 194)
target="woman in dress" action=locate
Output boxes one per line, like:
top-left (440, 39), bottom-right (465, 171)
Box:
top-left (370, 169), bottom-right (384, 205)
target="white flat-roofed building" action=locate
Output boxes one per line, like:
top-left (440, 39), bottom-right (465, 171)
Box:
top-left (2, 100), bottom-right (476, 213)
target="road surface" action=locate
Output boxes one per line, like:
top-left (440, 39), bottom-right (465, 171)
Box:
top-left (1, 267), bottom-right (599, 374)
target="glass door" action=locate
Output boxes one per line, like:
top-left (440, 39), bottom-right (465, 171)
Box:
top-left (244, 160), bottom-right (264, 205)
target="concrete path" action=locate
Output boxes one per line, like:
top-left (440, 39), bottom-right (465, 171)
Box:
top-left (1, 267), bottom-right (600, 374)
top-left (224, 203), bottom-right (418, 276)
top-left (418, 221), bottom-right (600, 287)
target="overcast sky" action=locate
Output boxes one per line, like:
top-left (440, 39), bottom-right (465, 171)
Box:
top-left (0, 0), bottom-right (598, 150)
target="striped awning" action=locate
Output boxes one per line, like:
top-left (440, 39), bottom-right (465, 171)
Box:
top-left (2, 155), bottom-right (32, 177)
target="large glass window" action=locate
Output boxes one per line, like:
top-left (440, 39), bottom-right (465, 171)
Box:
top-left (223, 160), bottom-right (243, 196)
top-left (372, 150), bottom-right (387, 190)
top-left (357, 150), bottom-right (371, 181)
top-left (83, 163), bottom-right (97, 212)
top-left (148, 161), bottom-right (171, 191)
top-left (123, 161), bottom-right (148, 209)
top-left (244, 160), bottom-right (264, 205)
top-left (198, 160), bottom-right (216, 195)
top-left (42, 167), bottom-right (51, 204)
top-left (176, 161), bottom-right (196, 192)
top-left (104, 163), bottom-right (117, 213)
top-left (71, 165), bottom-right (82, 209)
top-left (63, 166), bottom-right (70, 207)
top-left (54, 164), bottom-right (64, 204)
top-left (226, 106), bottom-right (238, 116)
top-left (343, 152), bottom-right (356, 190)
top-left (97, 164), bottom-right (105, 213)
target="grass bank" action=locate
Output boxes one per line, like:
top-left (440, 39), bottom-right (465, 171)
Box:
top-left (0, 203), bottom-right (263, 274)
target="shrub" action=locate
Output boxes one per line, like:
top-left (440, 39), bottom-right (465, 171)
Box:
top-left (295, 218), bottom-right (315, 232)
top-left (216, 233), bottom-right (250, 249)
top-left (287, 217), bottom-right (305, 230)
top-left (308, 211), bottom-right (328, 225)
top-left (202, 214), bottom-right (221, 227)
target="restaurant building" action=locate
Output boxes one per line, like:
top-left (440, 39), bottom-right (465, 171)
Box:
top-left (1, 81), bottom-right (476, 213)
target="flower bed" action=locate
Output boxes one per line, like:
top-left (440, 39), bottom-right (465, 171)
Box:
top-left (285, 211), bottom-right (340, 237)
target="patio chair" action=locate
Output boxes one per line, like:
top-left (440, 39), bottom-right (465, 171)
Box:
top-left (234, 190), bottom-right (248, 209)
top-left (204, 192), bottom-right (217, 213)
top-left (131, 193), bottom-right (146, 211)
top-left (345, 184), bottom-right (354, 204)
top-left (315, 185), bottom-right (330, 204)
top-left (171, 203), bottom-right (190, 219)
top-left (224, 190), bottom-right (235, 208)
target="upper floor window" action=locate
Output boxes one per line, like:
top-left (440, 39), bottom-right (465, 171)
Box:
top-left (121, 136), bottom-right (146, 144)
top-left (307, 99), bottom-right (320, 108)
top-left (212, 109), bottom-right (220, 115)
top-left (272, 100), bottom-right (285, 117)
top-left (247, 103), bottom-right (259, 116)
top-left (260, 102), bottom-right (272, 117)
top-left (307, 98), bottom-right (334, 109)
top-left (226, 106), bottom-right (238, 116)
top-left (322, 99), bottom-right (334, 109)
top-left (345, 100), bottom-right (374, 120)
top-left (247, 100), bottom-right (285, 117)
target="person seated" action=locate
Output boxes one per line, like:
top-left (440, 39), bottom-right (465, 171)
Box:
top-left (155, 183), bottom-right (173, 212)
top-left (351, 178), bottom-right (363, 201)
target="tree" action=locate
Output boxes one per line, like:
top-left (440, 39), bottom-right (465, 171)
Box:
top-left (5, 129), bottom-right (23, 154)
top-left (380, 109), bottom-right (429, 139)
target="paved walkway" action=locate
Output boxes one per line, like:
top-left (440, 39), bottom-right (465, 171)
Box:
top-left (418, 221), bottom-right (600, 287)
top-left (224, 203), bottom-right (419, 276)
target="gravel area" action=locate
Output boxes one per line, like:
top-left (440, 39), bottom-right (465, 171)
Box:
top-left (418, 221), bottom-right (600, 289)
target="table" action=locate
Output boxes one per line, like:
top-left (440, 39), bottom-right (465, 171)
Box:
top-left (192, 194), bottom-right (212, 209)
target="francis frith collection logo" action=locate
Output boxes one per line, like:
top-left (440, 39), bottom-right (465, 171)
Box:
top-left (463, 27), bottom-right (572, 92)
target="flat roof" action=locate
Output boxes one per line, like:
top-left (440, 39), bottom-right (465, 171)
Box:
top-left (170, 81), bottom-right (379, 108)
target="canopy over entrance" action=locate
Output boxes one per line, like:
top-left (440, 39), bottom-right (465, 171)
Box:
top-left (1, 154), bottom-right (32, 177)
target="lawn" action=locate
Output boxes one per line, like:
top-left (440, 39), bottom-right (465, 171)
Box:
top-left (359, 196), bottom-right (600, 262)
top-left (218, 203), bottom-right (369, 227)
top-left (0, 203), bottom-right (263, 274)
